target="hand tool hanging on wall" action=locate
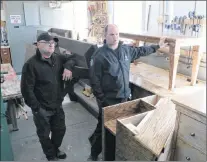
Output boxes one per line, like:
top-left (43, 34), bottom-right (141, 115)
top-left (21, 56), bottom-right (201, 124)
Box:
top-left (144, 4), bottom-right (151, 46)
top-left (146, 5), bottom-right (151, 32)
top-left (182, 15), bottom-right (187, 35)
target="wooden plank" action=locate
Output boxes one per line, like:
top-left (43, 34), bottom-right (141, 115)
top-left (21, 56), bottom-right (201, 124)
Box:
top-left (169, 42), bottom-right (180, 90)
top-left (130, 62), bottom-right (206, 97)
top-left (116, 112), bottom-right (155, 160)
top-left (104, 96), bottom-right (156, 135)
top-left (134, 98), bottom-right (176, 156)
top-left (157, 129), bottom-right (174, 161)
top-left (120, 32), bottom-right (202, 46)
top-left (171, 111), bottom-right (180, 159)
top-left (191, 46), bottom-right (203, 86)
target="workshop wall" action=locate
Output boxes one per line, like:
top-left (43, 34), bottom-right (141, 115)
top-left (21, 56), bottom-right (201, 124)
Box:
top-left (128, 1), bottom-right (206, 81)
top-left (4, 1), bottom-right (73, 73)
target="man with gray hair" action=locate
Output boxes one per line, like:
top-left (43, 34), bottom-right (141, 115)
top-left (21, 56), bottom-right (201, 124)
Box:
top-left (88, 24), bottom-right (168, 161)
top-left (21, 32), bottom-right (76, 161)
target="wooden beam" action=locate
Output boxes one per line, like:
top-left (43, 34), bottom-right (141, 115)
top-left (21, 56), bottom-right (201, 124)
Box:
top-left (169, 42), bottom-right (180, 90)
top-left (191, 46), bottom-right (202, 85)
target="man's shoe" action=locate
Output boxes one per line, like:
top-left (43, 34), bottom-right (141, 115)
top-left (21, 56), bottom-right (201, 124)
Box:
top-left (47, 157), bottom-right (58, 161)
top-left (87, 155), bottom-right (98, 161)
top-left (56, 149), bottom-right (67, 159)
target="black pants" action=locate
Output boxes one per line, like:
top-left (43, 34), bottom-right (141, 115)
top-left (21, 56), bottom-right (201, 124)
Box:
top-left (89, 98), bottom-right (128, 159)
top-left (33, 107), bottom-right (66, 159)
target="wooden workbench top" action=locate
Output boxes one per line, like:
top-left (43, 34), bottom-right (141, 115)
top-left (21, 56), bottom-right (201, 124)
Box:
top-left (129, 62), bottom-right (206, 97)
top-left (120, 32), bottom-right (202, 46)
top-left (1, 64), bottom-right (21, 100)
top-left (172, 87), bottom-right (206, 117)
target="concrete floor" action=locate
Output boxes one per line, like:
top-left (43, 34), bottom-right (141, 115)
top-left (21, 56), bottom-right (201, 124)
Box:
top-left (9, 96), bottom-right (98, 161)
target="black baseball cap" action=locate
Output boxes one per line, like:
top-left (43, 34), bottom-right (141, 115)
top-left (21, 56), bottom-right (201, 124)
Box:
top-left (37, 32), bottom-right (54, 42)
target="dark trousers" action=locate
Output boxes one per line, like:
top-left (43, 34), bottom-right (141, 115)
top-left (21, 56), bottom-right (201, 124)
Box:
top-left (89, 98), bottom-right (128, 159)
top-left (33, 107), bottom-right (66, 159)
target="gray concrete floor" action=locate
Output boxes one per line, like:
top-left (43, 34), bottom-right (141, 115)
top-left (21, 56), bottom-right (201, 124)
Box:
top-left (9, 96), bottom-right (98, 161)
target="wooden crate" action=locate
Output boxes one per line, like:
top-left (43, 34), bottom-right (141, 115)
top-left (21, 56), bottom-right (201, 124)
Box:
top-left (103, 95), bottom-right (162, 135)
top-left (102, 95), bottom-right (162, 160)
top-left (116, 111), bottom-right (174, 161)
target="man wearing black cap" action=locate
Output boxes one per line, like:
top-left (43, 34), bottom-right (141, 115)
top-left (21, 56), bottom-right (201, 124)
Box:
top-left (21, 33), bottom-right (76, 161)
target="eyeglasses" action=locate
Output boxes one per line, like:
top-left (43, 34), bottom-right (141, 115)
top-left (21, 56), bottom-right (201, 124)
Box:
top-left (38, 41), bottom-right (56, 45)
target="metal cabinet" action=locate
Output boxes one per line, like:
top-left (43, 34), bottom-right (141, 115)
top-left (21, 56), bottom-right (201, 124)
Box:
top-left (0, 90), bottom-right (14, 161)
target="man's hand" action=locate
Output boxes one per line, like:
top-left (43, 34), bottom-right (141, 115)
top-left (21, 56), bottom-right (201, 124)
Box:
top-left (62, 68), bottom-right (72, 81)
top-left (159, 37), bottom-right (169, 49)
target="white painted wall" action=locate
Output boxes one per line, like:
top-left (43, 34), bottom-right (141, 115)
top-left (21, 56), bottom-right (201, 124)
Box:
top-left (73, 1), bottom-right (88, 40)
top-left (1, 9), bottom-right (6, 21)
top-left (111, 1), bottom-right (206, 80)
top-left (113, 1), bottom-right (143, 34)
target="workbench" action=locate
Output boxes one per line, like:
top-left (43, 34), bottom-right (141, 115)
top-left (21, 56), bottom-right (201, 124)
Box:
top-left (120, 32), bottom-right (204, 91)
top-left (1, 63), bottom-right (22, 131)
top-left (102, 62), bottom-right (206, 161)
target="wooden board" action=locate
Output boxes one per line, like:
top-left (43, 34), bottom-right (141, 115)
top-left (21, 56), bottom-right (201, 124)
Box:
top-left (120, 32), bottom-right (202, 47)
top-left (129, 62), bottom-right (206, 97)
top-left (104, 96), bottom-right (156, 135)
top-left (116, 112), bottom-right (155, 161)
top-left (134, 98), bottom-right (176, 156)
top-left (116, 110), bottom-right (174, 161)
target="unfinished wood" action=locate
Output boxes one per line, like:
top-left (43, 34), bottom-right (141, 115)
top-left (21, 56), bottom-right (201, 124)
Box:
top-left (130, 62), bottom-right (206, 97)
top-left (115, 112), bottom-right (155, 161)
top-left (171, 111), bottom-right (180, 159)
top-left (157, 129), bottom-right (174, 161)
top-left (104, 96), bottom-right (156, 135)
top-left (169, 42), bottom-right (180, 90)
top-left (174, 139), bottom-right (206, 161)
top-left (135, 110), bottom-right (154, 130)
top-left (140, 95), bottom-right (161, 105)
top-left (191, 46), bottom-right (202, 85)
top-left (134, 98), bottom-right (176, 156)
top-left (120, 32), bottom-right (202, 47)
top-left (120, 32), bottom-right (203, 91)
top-left (116, 111), bottom-right (174, 161)
top-left (178, 114), bottom-right (206, 153)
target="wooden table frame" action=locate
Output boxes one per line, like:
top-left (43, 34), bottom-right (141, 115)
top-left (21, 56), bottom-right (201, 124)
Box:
top-left (119, 32), bottom-right (203, 90)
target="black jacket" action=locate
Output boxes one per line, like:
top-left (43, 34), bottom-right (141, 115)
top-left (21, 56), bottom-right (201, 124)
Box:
top-left (21, 49), bottom-right (76, 111)
top-left (89, 42), bottom-right (159, 102)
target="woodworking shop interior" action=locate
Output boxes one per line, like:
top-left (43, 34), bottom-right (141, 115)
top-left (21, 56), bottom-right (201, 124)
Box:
top-left (1, 1), bottom-right (206, 161)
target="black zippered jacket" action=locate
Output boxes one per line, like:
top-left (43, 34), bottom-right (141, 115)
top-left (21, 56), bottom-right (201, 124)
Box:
top-left (21, 49), bottom-right (76, 111)
top-left (89, 42), bottom-right (159, 102)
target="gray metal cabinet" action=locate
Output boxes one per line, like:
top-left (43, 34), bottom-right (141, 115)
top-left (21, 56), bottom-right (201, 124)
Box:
top-left (172, 88), bottom-right (206, 161)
